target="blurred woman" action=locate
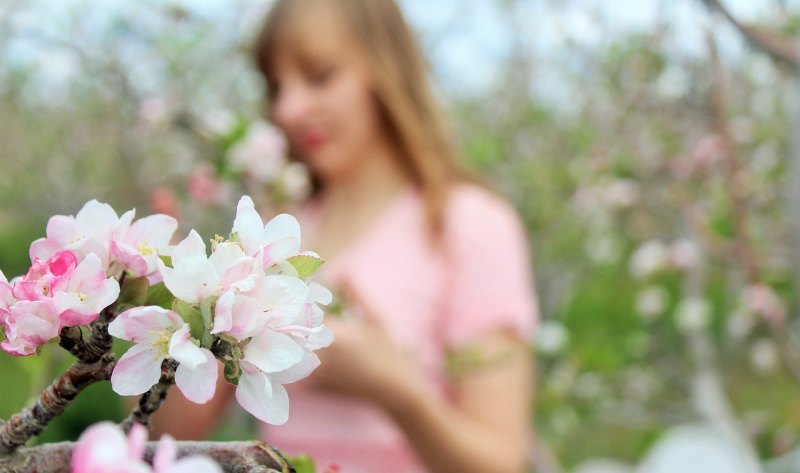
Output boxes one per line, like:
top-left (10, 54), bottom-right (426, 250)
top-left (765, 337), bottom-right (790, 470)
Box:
top-left (153, 1), bottom-right (538, 472)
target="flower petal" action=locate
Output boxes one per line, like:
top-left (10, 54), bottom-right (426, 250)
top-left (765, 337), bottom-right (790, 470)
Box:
top-left (168, 324), bottom-right (206, 369)
top-left (271, 350), bottom-right (320, 385)
top-left (243, 329), bottom-right (304, 374)
top-left (108, 306), bottom-right (183, 344)
top-left (232, 196), bottom-right (267, 257)
top-left (235, 363), bottom-right (289, 425)
top-left (111, 344), bottom-right (164, 396)
top-left (175, 348), bottom-right (218, 404)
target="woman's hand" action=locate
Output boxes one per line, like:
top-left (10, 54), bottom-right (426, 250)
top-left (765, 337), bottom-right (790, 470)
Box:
top-left (308, 287), bottom-right (421, 411)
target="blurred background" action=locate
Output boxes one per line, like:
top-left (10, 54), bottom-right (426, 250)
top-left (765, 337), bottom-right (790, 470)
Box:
top-left (1, 0), bottom-right (799, 471)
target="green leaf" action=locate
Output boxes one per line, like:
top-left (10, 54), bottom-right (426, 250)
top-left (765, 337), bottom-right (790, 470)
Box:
top-left (158, 255), bottom-right (173, 268)
top-left (287, 255), bottom-right (325, 280)
top-left (145, 282), bottom-right (174, 309)
top-left (200, 296), bottom-right (216, 330)
top-left (287, 454), bottom-right (316, 473)
top-left (223, 359), bottom-right (241, 385)
top-left (118, 276), bottom-right (149, 306)
top-left (172, 299), bottom-right (204, 342)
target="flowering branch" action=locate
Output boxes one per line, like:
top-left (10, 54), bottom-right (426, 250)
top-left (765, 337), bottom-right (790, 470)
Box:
top-left (0, 440), bottom-right (291, 473)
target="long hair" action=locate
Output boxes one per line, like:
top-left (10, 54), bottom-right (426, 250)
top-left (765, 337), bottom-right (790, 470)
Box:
top-left (252, 0), bottom-right (474, 234)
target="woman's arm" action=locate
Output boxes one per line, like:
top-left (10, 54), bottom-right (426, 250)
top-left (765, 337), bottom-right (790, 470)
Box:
top-left (382, 333), bottom-right (533, 473)
top-left (384, 331), bottom-right (533, 473)
top-left (312, 312), bottom-right (534, 473)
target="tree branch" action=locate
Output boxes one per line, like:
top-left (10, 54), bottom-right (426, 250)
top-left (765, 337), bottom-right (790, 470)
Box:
top-left (0, 353), bottom-right (116, 454)
top-left (120, 359), bottom-right (177, 432)
top-left (701, 0), bottom-right (800, 67)
top-left (0, 440), bottom-right (293, 473)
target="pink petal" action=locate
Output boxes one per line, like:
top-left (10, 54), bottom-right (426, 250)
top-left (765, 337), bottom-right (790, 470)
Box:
top-left (110, 240), bottom-right (149, 277)
top-left (108, 306), bottom-right (183, 344)
top-left (271, 350), bottom-right (320, 385)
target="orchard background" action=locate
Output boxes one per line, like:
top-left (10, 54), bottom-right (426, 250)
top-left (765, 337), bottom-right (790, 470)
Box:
top-left (1, 0), bottom-right (798, 471)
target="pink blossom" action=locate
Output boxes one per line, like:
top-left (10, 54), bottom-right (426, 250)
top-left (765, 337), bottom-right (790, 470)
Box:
top-left (71, 422), bottom-right (150, 473)
top-left (0, 270), bottom-right (15, 324)
top-left (149, 185), bottom-right (181, 219)
top-left (29, 200), bottom-right (121, 267)
top-left (1, 300), bottom-right (62, 356)
top-left (109, 306), bottom-right (217, 403)
top-left (52, 253), bottom-right (120, 327)
top-left (228, 121), bottom-right (288, 184)
top-left (111, 209), bottom-right (177, 280)
top-left (744, 284), bottom-right (785, 326)
top-left (187, 164), bottom-right (225, 206)
top-left (11, 250), bottom-right (77, 302)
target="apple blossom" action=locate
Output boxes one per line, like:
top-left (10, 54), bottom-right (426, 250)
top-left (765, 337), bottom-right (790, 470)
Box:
top-left (158, 230), bottom-right (257, 304)
top-left (111, 209), bottom-right (178, 281)
top-left (1, 300), bottom-right (61, 356)
top-left (231, 195), bottom-right (305, 271)
top-left (109, 306), bottom-right (217, 403)
top-left (52, 253), bottom-right (121, 327)
top-left (71, 422), bottom-right (151, 473)
top-left (228, 121), bottom-right (288, 184)
top-left (29, 200), bottom-right (121, 267)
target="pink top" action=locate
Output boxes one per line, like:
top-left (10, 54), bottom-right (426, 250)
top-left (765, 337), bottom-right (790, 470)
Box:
top-left (262, 184), bottom-right (539, 473)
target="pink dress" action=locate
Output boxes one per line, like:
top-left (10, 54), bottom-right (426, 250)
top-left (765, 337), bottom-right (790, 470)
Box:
top-left (263, 183), bottom-right (539, 472)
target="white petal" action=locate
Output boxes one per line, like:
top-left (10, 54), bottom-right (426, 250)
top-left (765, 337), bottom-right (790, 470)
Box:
top-left (171, 230), bottom-right (207, 266)
top-left (271, 350), bottom-right (320, 384)
top-left (308, 281), bottom-right (332, 305)
top-left (235, 366), bottom-right (289, 425)
top-left (232, 196), bottom-right (267, 256)
top-left (243, 330), bottom-right (304, 374)
top-left (111, 344), bottom-right (164, 396)
top-left (175, 349), bottom-right (218, 404)
top-left (168, 324), bottom-right (206, 369)
top-left (264, 214), bottom-right (301, 246)
top-left (159, 256), bottom-right (217, 304)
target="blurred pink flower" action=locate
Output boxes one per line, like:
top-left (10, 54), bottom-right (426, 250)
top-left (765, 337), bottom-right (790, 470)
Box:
top-left (149, 185), bottom-right (181, 219)
top-left (187, 164), bottom-right (226, 206)
top-left (744, 284), bottom-right (785, 326)
top-left (668, 239), bottom-right (701, 270)
top-left (229, 121), bottom-right (288, 184)
top-left (71, 422), bottom-right (150, 473)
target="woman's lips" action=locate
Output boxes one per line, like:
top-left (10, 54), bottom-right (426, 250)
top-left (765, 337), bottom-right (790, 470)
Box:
top-left (297, 131), bottom-right (328, 153)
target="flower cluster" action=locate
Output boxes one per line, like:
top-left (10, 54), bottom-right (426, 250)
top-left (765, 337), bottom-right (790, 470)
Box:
top-left (1, 195), bottom-right (331, 425)
top-left (0, 201), bottom-right (178, 356)
top-left (72, 422), bottom-right (221, 473)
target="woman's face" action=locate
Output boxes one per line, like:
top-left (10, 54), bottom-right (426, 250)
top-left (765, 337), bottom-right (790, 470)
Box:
top-left (268, 12), bottom-right (386, 182)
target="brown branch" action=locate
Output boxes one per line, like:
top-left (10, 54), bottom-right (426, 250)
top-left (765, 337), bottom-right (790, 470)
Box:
top-left (702, 0), bottom-right (800, 67)
top-left (0, 440), bottom-right (293, 473)
top-left (0, 353), bottom-right (115, 454)
top-left (706, 32), bottom-right (762, 283)
top-left (120, 359), bottom-right (177, 432)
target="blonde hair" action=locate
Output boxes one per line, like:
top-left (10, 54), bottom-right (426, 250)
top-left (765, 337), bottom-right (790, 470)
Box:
top-left (252, 0), bottom-right (474, 234)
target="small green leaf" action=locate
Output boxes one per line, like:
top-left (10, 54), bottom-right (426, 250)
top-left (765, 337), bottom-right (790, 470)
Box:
top-left (287, 454), bottom-right (317, 473)
top-left (159, 255), bottom-right (173, 268)
top-left (118, 276), bottom-right (149, 306)
top-left (200, 296), bottom-right (217, 330)
top-left (145, 282), bottom-right (174, 309)
top-left (287, 255), bottom-right (325, 280)
top-left (223, 359), bottom-right (241, 385)
top-left (173, 299), bottom-right (204, 342)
